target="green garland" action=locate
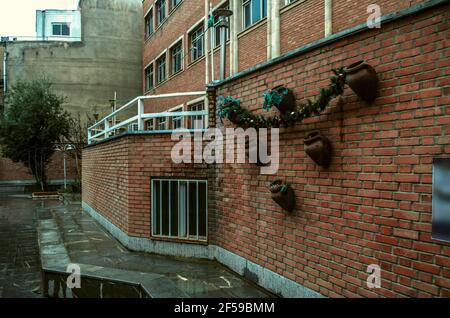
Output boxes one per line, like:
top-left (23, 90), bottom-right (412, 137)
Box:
top-left (263, 87), bottom-right (289, 111)
top-left (217, 67), bottom-right (346, 128)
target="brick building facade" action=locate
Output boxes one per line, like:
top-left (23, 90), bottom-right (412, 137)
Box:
top-left (82, 0), bottom-right (450, 297)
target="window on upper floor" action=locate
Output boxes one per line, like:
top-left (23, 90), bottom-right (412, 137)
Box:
top-left (145, 63), bottom-right (154, 91)
top-left (170, 0), bottom-right (182, 11)
top-left (145, 118), bottom-right (155, 131)
top-left (156, 116), bottom-right (167, 130)
top-left (213, 2), bottom-right (230, 48)
top-left (189, 101), bottom-right (206, 130)
top-left (284, 0), bottom-right (298, 6)
top-left (189, 23), bottom-right (204, 63)
top-left (145, 9), bottom-right (154, 39)
top-left (156, 53), bottom-right (167, 84)
top-left (52, 23), bottom-right (70, 36)
top-left (170, 40), bottom-right (183, 75)
top-left (170, 106), bottom-right (184, 130)
top-left (156, 0), bottom-right (167, 27)
top-left (242, 0), bottom-right (267, 29)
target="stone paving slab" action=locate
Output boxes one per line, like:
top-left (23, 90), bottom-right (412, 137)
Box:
top-left (36, 198), bottom-right (273, 298)
top-left (0, 193), bottom-right (48, 298)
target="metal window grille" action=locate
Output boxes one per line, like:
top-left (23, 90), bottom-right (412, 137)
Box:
top-left (152, 179), bottom-right (208, 241)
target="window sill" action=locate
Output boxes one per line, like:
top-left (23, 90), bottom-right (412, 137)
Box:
top-left (212, 39), bottom-right (230, 54)
top-left (187, 55), bottom-right (206, 70)
top-left (144, 1), bottom-right (185, 45)
top-left (237, 17), bottom-right (267, 39)
top-left (168, 68), bottom-right (184, 80)
top-left (280, 0), bottom-right (307, 15)
top-left (150, 235), bottom-right (208, 245)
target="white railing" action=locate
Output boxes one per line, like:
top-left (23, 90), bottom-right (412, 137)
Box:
top-left (87, 91), bottom-right (207, 144)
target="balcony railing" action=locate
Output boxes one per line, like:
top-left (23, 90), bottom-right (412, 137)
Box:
top-left (87, 91), bottom-right (208, 144)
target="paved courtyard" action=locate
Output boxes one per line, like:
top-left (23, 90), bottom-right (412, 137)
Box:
top-left (0, 192), bottom-right (273, 298)
top-left (0, 193), bottom-right (54, 297)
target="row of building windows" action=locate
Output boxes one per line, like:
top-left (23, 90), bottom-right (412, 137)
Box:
top-left (145, 0), bottom-right (183, 39)
top-left (144, 21), bottom-right (205, 91)
top-left (145, 0), bottom-right (298, 40)
top-left (144, 101), bottom-right (206, 132)
top-left (144, 0), bottom-right (299, 91)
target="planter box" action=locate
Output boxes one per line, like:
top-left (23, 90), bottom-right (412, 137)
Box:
top-left (32, 192), bottom-right (60, 199)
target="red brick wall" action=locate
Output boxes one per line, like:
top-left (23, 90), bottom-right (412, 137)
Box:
top-left (82, 134), bottom-right (216, 238)
top-left (142, 0), bottom-right (209, 112)
top-left (82, 138), bottom-right (130, 232)
top-left (333, 0), bottom-right (425, 34)
top-left (0, 149), bottom-right (77, 183)
top-left (83, 2), bottom-right (450, 297)
top-left (212, 4), bottom-right (450, 297)
top-left (238, 20), bottom-right (267, 71)
top-left (280, 0), bottom-right (324, 54)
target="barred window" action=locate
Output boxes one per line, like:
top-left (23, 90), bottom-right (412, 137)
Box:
top-left (152, 179), bottom-right (207, 241)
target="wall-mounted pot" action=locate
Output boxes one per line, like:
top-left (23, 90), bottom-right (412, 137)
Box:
top-left (268, 179), bottom-right (295, 212)
top-left (304, 130), bottom-right (331, 167)
top-left (264, 85), bottom-right (296, 114)
top-left (343, 60), bottom-right (378, 102)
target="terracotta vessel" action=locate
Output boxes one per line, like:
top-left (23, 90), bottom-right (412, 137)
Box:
top-left (344, 61), bottom-right (378, 101)
top-left (304, 130), bottom-right (331, 167)
top-left (268, 179), bottom-right (295, 212)
top-left (272, 85), bottom-right (296, 114)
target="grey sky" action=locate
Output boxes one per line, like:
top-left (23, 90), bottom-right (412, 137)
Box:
top-left (0, 0), bottom-right (79, 37)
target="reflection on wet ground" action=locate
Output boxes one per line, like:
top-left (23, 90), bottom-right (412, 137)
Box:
top-left (0, 193), bottom-right (60, 297)
top-left (36, 195), bottom-right (273, 298)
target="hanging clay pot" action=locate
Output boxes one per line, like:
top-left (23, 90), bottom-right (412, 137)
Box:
top-left (227, 111), bottom-right (239, 125)
top-left (268, 179), bottom-right (295, 212)
top-left (268, 85), bottom-right (296, 114)
top-left (343, 60), bottom-right (378, 101)
top-left (304, 130), bottom-right (331, 167)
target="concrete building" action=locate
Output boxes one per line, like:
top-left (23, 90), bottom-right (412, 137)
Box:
top-left (82, 0), bottom-right (450, 298)
top-left (36, 9), bottom-right (82, 42)
top-left (0, 0), bottom-right (143, 190)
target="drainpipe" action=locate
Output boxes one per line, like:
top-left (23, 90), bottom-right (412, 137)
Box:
top-left (3, 47), bottom-right (7, 96)
top-left (268, 0), bottom-right (280, 59)
top-left (205, 0), bottom-right (210, 84)
top-left (325, 0), bottom-right (333, 37)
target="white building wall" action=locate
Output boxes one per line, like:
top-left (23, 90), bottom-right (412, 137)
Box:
top-left (36, 10), bottom-right (81, 42)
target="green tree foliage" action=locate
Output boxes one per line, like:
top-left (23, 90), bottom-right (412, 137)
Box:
top-left (0, 78), bottom-right (71, 190)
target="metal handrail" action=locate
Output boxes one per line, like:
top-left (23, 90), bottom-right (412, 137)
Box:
top-left (87, 91), bottom-right (207, 144)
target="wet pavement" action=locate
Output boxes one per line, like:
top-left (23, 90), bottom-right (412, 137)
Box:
top-left (0, 193), bottom-right (56, 297)
top-left (36, 195), bottom-right (273, 298)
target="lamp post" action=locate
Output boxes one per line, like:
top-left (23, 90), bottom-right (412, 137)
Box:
top-left (212, 8), bottom-right (233, 81)
top-left (54, 143), bottom-right (75, 190)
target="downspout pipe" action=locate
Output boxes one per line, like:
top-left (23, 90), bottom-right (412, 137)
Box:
top-left (3, 46), bottom-right (7, 96)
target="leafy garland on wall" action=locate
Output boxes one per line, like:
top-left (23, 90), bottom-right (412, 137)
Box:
top-left (217, 67), bottom-right (347, 129)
